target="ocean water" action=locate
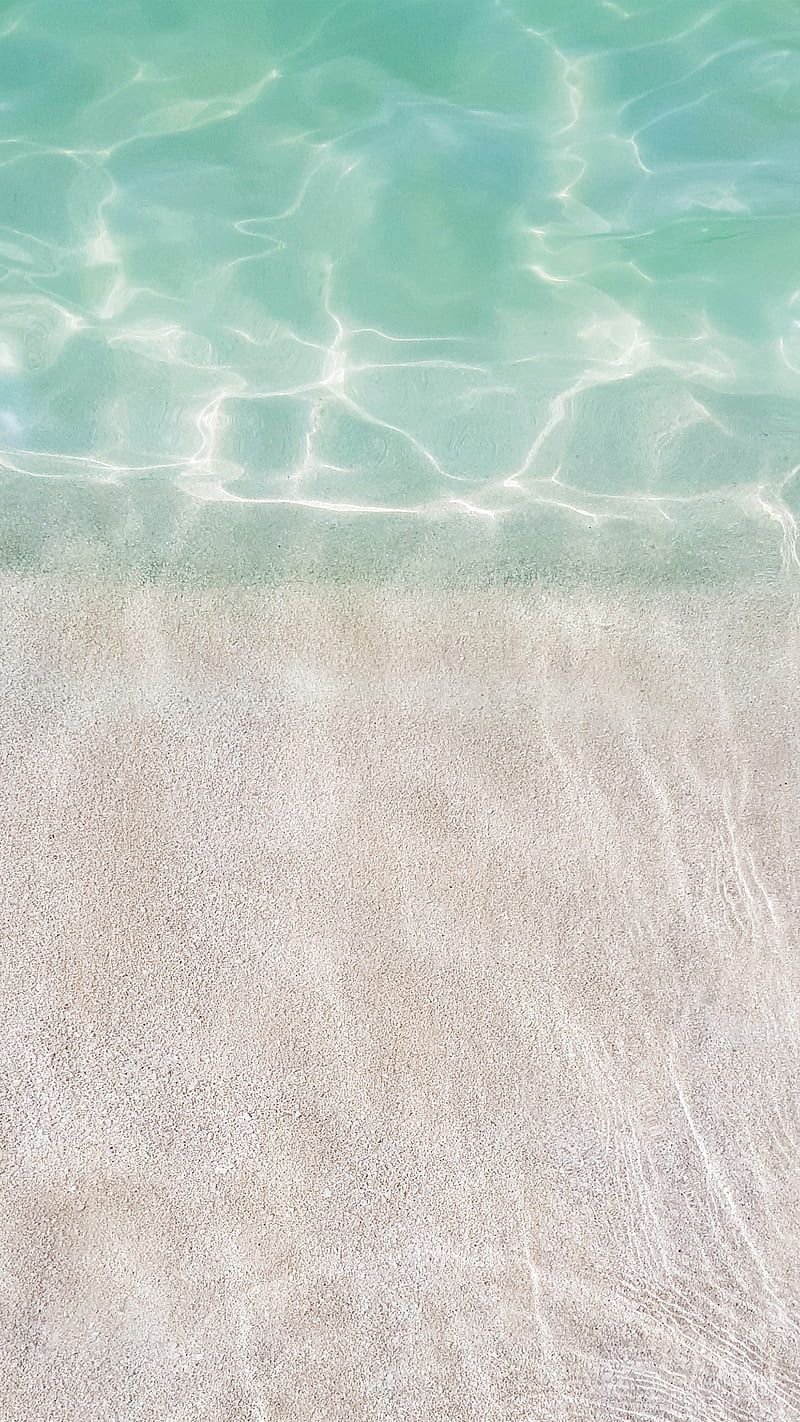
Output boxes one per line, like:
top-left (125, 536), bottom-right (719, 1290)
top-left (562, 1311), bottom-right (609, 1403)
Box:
top-left (4, 8), bottom-right (800, 1418)
top-left (0, 0), bottom-right (799, 583)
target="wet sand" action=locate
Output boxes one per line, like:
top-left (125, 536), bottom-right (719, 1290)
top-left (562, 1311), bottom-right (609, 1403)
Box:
top-left (1, 575), bottom-right (799, 1420)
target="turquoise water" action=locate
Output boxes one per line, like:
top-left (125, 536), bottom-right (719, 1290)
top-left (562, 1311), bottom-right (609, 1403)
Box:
top-left (1, 0), bottom-right (799, 582)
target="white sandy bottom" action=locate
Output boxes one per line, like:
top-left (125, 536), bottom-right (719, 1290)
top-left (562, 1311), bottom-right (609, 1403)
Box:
top-left (1, 577), bottom-right (799, 1421)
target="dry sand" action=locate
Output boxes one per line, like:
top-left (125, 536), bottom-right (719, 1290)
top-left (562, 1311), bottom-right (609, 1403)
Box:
top-left (1, 575), bottom-right (799, 1421)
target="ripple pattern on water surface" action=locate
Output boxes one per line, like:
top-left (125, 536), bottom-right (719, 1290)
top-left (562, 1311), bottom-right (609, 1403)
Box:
top-left (0, 0), bottom-right (799, 564)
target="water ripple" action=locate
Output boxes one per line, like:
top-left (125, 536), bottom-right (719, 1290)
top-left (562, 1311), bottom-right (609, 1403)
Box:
top-left (0, 0), bottom-right (797, 559)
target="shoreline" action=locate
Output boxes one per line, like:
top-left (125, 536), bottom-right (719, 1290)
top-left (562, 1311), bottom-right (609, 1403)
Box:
top-left (0, 474), bottom-right (795, 593)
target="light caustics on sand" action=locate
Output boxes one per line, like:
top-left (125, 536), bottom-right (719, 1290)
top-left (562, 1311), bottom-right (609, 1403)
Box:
top-left (0, 0), bottom-right (798, 570)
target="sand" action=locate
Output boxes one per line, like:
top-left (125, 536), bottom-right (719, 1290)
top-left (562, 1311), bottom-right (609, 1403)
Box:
top-left (1, 574), bottom-right (798, 1421)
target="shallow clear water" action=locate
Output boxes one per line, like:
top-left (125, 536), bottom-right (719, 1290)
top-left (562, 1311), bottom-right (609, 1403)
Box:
top-left (1, 0), bottom-right (799, 580)
top-left (3, 14), bottom-right (800, 1412)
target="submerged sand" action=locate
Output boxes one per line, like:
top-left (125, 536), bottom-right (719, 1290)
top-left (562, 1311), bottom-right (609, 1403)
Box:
top-left (1, 575), bottom-right (798, 1420)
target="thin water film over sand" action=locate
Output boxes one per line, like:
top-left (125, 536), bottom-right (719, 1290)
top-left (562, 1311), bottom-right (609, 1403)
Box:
top-left (2, 585), bottom-right (800, 1420)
